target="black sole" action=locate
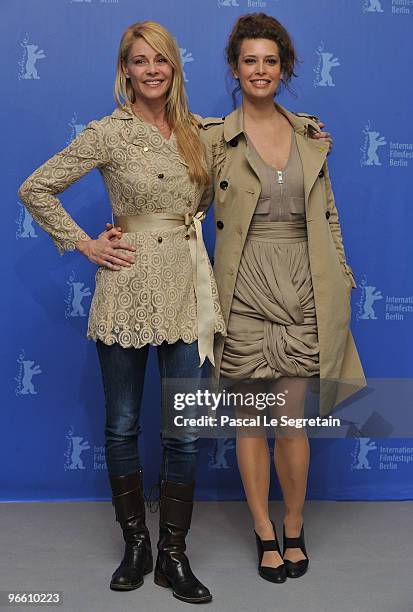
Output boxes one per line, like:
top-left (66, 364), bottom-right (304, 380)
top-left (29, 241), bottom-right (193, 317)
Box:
top-left (173, 592), bottom-right (213, 604)
top-left (110, 580), bottom-right (143, 591)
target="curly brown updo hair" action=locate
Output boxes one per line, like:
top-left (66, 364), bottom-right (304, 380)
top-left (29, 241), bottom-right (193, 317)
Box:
top-left (225, 13), bottom-right (298, 106)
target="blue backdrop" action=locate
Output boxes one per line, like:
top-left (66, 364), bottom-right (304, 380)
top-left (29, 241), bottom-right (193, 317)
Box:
top-left (3, 0), bottom-right (413, 502)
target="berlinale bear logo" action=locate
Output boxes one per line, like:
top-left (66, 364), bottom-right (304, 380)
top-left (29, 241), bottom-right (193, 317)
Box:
top-left (360, 122), bottom-right (387, 167)
top-left (313, 43), bottom-right (340, 87)
top-left (18, 35), bottom-right (46, 80)
top-left (15, 350), bottom-right (42, 396)
top-left (363, 0), bottom-right (384, 12)
top-left (356, 277), bottom-right (383, 321)
top-left (64, 426), bottom-right (91, 471)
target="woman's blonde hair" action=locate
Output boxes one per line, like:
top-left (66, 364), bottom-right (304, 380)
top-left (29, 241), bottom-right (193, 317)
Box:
top-left (114, 21), bottom-right (209, 186)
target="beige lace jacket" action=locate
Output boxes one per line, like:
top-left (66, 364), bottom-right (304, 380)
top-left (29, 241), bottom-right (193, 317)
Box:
top-left (18, 106), bottom-right (225, 352)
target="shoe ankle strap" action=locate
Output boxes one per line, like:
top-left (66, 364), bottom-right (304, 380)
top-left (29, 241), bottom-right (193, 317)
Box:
top-left (261, 539), bottom-right (279, 552)
top-left (283, 525), bottom-right (306, 554)
top-left (283, 535), bottom-right (303, 549)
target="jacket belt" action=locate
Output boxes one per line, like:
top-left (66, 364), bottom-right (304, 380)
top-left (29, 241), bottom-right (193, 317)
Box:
top-left (114, 211), bottom-right (215, 367)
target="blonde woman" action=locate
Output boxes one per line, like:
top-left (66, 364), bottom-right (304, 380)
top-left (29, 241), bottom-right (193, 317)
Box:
top-left (18, 21), bottom-right (225, 604)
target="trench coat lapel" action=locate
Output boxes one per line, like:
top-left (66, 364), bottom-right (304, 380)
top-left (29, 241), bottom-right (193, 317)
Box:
top-left (275, 104), bottom-right (330, 209)
top-left (223, 105), bottom-right (260, 187)
top-left (223, 107), bottom-right (262, 224)
top-left (224, 104), bottom-right (330, 213)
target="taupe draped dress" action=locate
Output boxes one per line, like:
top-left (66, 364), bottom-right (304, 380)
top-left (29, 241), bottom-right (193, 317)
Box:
top-left (220, 130), bottom-right (320, 380)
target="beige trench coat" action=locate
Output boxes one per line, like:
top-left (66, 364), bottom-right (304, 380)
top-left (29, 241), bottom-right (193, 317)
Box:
top-left (199, 104), bottom-right (366, 414)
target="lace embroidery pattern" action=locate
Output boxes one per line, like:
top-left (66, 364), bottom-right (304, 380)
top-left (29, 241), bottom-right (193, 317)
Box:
top-left (18, 108), bottom-right (226, 348)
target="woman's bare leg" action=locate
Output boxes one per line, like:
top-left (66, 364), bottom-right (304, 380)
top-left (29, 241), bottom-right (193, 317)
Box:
top-left (235, 382), bottom-right (283, 568)
top-left (272, 378), bottom-right (309, 563)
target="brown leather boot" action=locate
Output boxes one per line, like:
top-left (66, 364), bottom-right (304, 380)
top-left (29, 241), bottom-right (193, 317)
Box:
top-left (109, 470), bottom-right (153, 590)
top-left (154, 480), bottom-right (212, 603)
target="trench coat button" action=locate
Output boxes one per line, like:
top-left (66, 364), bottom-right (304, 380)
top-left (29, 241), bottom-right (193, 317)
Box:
top-left (158, 173), bottom-right (164, 179)
top-left (229, 138), bottom-right (238, 147)
top-left (158, 236), bottom-right (163, 243)
top-left (220, 180), bottom-right (229, 190)
top-left (325, 211), bottom-right (330, 220)
top-left (185, 234), bottom-right (190, 240)
top-left (143, 147), bottom-right (149, 152)
top-left (318, 169), bottom-right (324, 178)
top-left (217, 220), bottom-right (224, 229)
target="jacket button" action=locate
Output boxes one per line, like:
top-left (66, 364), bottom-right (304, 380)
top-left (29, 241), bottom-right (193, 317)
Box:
top-left (217, 220), bottom-right (224, 230)
top-left (158, 173), bottom-right (164, 179)
top-left (158, 236), bottom-right (163, 243)
top-left (229, 138), bottom-right (238, 147)
top-left (318, 169), bottom-right (325, 178)
top-left (325, 211), bottom-right (330, 220)
top-left (220, 180), bottom-right (229, 190)
top-left (185, 234), bottom-right (190, 240)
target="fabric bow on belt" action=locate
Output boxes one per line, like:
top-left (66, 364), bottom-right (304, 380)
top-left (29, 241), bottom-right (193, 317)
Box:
top-left (114, 211), bottom-right (216, 367)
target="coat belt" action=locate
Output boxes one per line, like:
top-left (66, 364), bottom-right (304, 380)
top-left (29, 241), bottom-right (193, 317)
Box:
top-left (114, 211), bottom-right (215, 367)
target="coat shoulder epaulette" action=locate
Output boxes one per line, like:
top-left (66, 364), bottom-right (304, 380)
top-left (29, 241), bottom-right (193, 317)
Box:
top-left (294, 112), bottom-right (320, 124)
top-left (199, 116), bottom-right (225, 130)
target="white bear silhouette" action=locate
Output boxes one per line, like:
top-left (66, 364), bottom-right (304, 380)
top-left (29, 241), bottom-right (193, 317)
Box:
top-left (360, 285), bottom-right (383, 319)
top-left (21, 44), bottom-right (46, 79)
top-left (180, 48), bottom-right (194, 83)
top-left (69, 436), bottom-right (90, 469)
top-left (366, 131), bottom-right (387, 166)
top-left (21, 360), bottom-right (42, 394)
top-left (319, 52), bottom-right (340, 87)
top-left (366, 0), bottom-right (384, 12)
top-left (354, 438), bottom-right (377, 469)
top-left (209, 438), bottom-right (235, 469)
top-left (69, 282), bottom-right (91, 317)
top-left (20, 208), bottom-right (37, 238)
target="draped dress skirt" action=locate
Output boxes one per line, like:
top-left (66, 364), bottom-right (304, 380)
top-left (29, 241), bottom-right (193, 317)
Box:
top-left (220, 130), bottom-right (320, 381)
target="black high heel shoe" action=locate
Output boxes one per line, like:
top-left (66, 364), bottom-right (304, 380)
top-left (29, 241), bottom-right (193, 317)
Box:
top-left (254, 520), bottom-right (287, 583)
top-left (282, 524), bottom-right (309, 579)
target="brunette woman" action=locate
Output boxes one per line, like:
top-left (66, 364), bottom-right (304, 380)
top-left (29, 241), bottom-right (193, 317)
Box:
top-left (199, 13), bottom-right (365, 583)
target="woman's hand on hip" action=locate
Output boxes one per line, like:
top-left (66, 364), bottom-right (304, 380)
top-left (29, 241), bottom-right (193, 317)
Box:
top-left (76, 224), bottom-right (135, 270)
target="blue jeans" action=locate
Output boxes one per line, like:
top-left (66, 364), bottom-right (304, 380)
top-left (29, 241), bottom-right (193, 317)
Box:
top-left (96, 339), bottom-right (201, 483)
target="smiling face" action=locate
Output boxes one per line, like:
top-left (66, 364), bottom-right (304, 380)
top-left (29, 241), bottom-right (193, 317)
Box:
top-left (123, 37), bottom-right (173, 104)
top-left (233, 38), bottom-right (282, 102)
